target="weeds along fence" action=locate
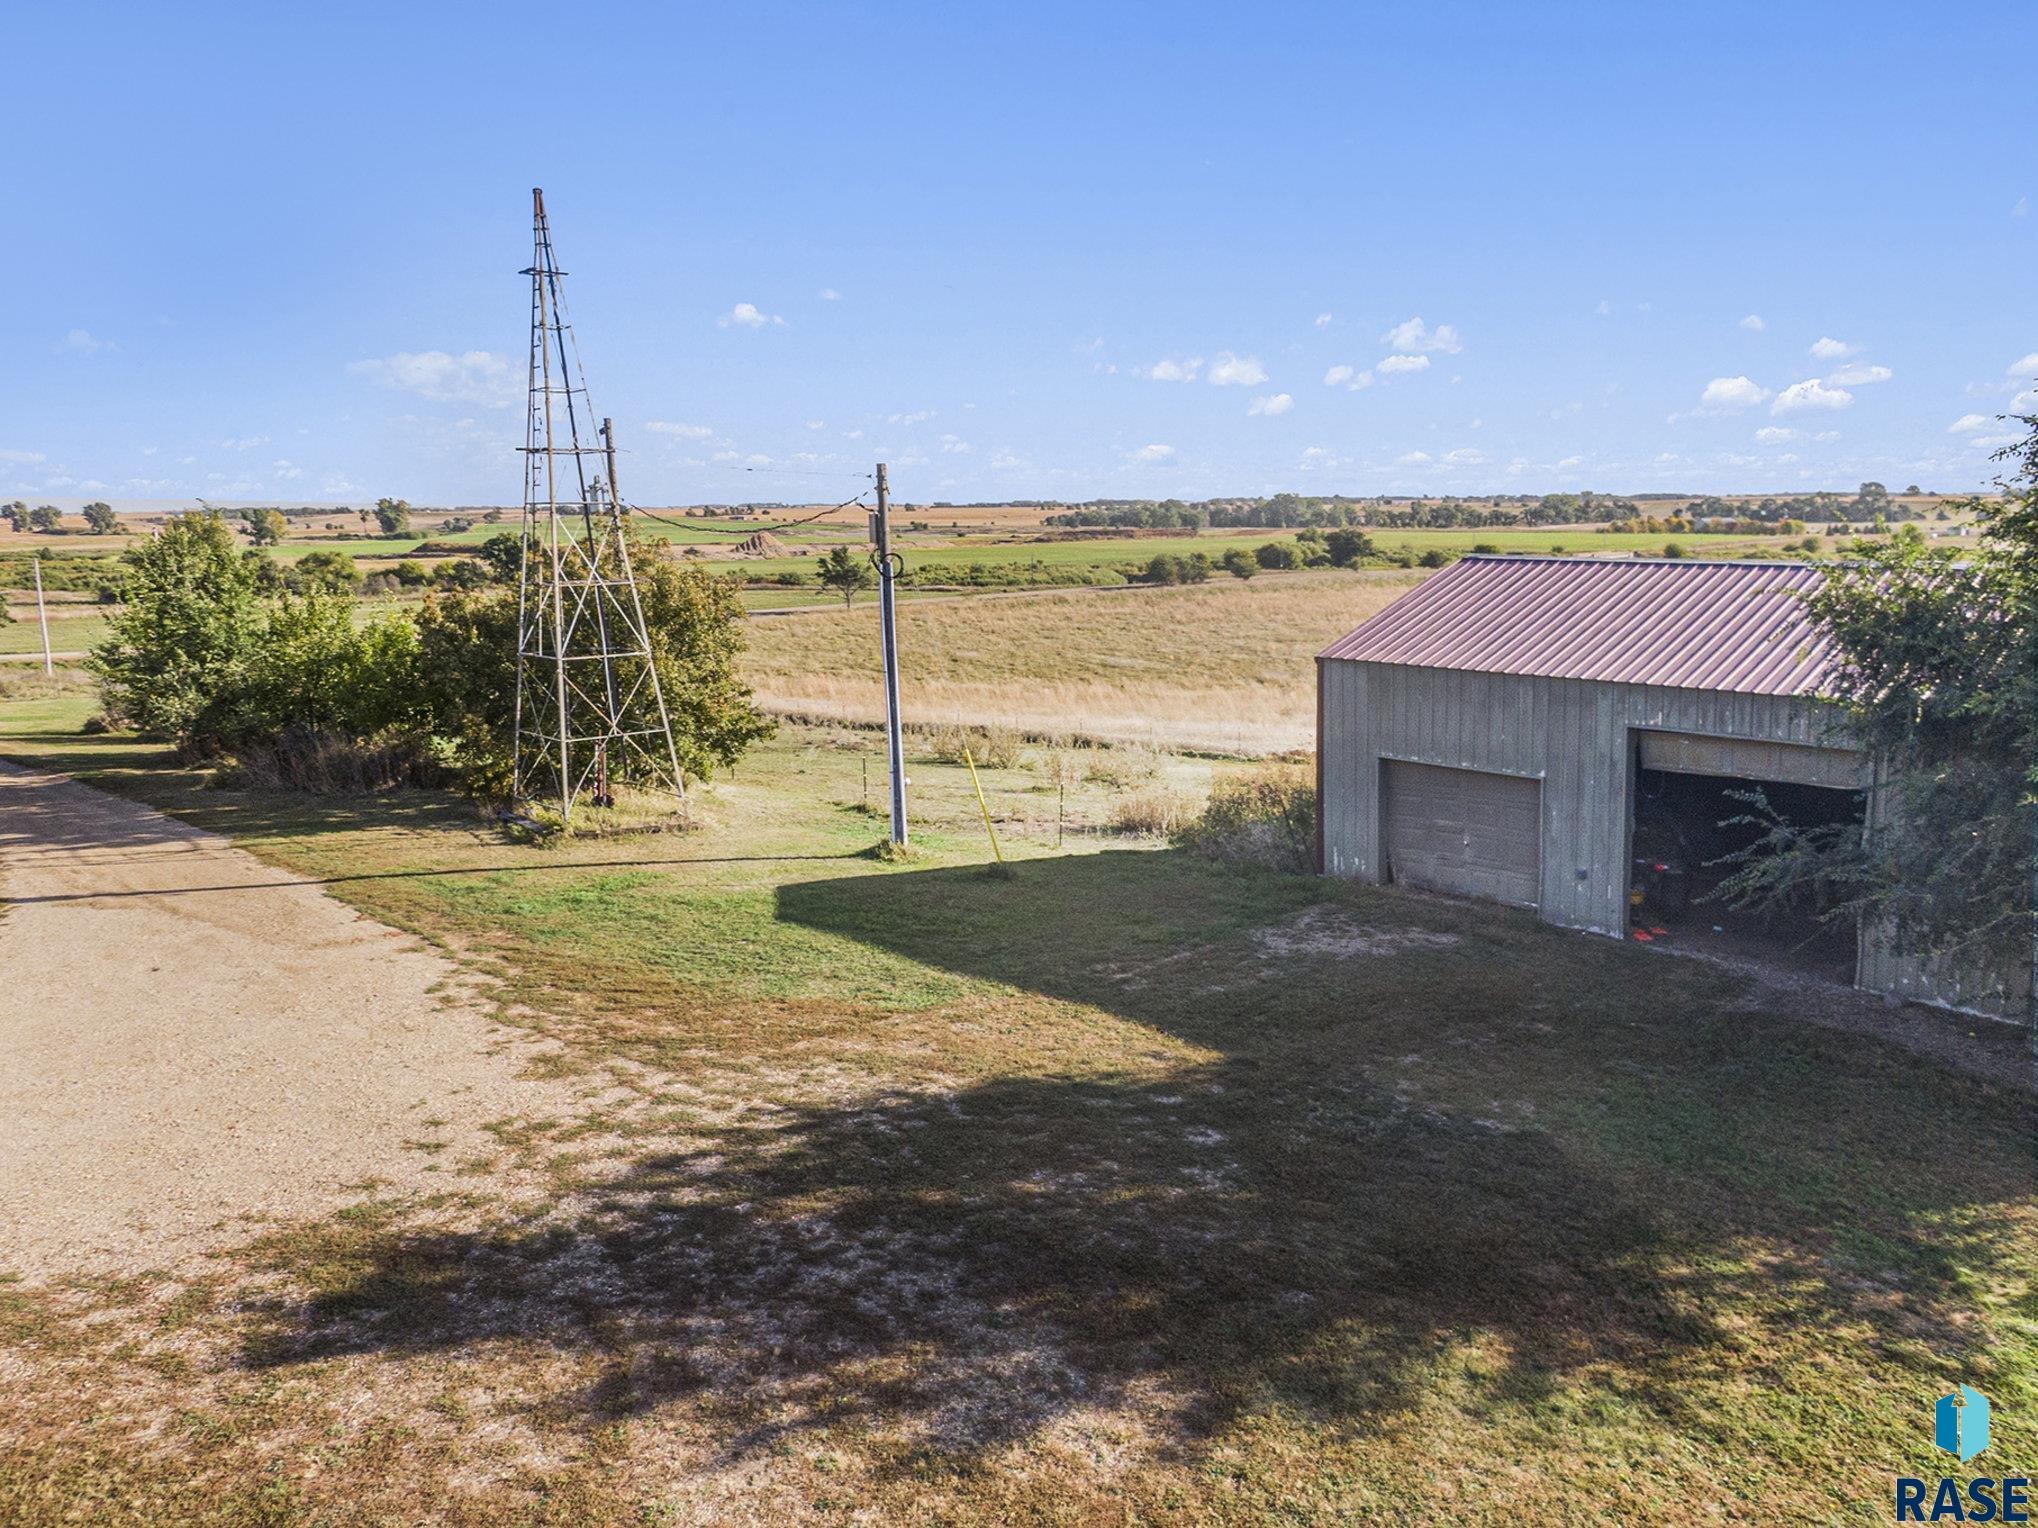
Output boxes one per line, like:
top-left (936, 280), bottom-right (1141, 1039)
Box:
top-left (751, 677), bottom-right (1312, 757)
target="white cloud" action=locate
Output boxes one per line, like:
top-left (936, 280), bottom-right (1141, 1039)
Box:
top-left (1314, 312), bottom-right (1332, 327)
top-left (347, 350), bottom-right (519, 407)
top-left (1323, 365), bottom-right (1354, 386)
top-left (218, 435), bottom-right (270, 450)
top-left (2008, 352), bottom-right (2038, 376)
top-left (1376, 354), bottom-right (1430, 376)
top-left (1246, 393), bottom-right (1294, 417)
top-left (2014, 387), bottom-right (2038, 413)
top-left (1554, 454), bottom-right (1584, 469)
top-left (1772, 377), bottom-right (1854, 414)
top-left (0, 448), bottom-right (47, 465)
top-left (1131, 443), bottom-right (1175, 462)
top-left (1205, 352), bottom-right (1267, 386)
top-left (718, 302), bottom-right (785, 329)
top-left (1380, 316), bottom-right (1462, 354)
top-left (2015, 197), bottom-right (2030, 219)
top-left (1396, 450), bottom-right (1432, 465)
top-left (989, 451), bottom-right (1022, 469)
top-left (1701, 376), bottom-right (1770, 410)
top-left (272, 460), bottom-right (305, 480)
top-left (1826, 362), bottom-right (1891, 386)
top-left (1738, 314), bottom-right (1766, 332)
top-left (1809, 336), bottom-right (1857, 359)
top-left (1755, 427), bottom-right (1799, 443)
top-left (1145, 355), bottom-right (1203, 382)
top-left (60, 328), bottom-right (114, 354)
top-left (1947, 414), bottom-right (1992, 434)
top-left (1972, 433), bottom-right (2024, 449)
top-left (1595, 300), bottom-right (1612, 316)
top-left (938, 434), bottom-right (971, 454)
top-left (886, 409), bottom-right (935, 425)
top-left (1443, 448), bottom-right (1485, 465)
top-left (646, 421), bottom-right (714, 439)
top-left (817, 288), bottom-right (841, 301)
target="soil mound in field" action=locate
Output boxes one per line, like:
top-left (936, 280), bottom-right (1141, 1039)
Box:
top-left (734, 531), bottom-right (789, 557)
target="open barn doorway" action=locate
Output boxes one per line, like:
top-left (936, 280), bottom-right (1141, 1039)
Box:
top-left (1628, 733), bottom-right (1867, 983)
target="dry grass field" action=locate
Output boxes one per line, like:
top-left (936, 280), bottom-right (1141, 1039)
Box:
top-left (742, 569), bottom-right (1423, 753)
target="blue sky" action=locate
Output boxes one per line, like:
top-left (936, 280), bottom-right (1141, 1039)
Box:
top-left (7, 2), bottom-right (2035, 508)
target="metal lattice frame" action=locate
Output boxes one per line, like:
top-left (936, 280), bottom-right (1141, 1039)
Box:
top-left (512, 187), bottom-right (685, 823)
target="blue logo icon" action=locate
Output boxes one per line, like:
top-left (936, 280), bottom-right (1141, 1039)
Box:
top-left (1936, 1386), bottom-right (1991, 1463)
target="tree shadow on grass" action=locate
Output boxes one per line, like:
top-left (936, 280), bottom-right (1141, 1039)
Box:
top-left (237, 851), bottom-right (2038, 1478)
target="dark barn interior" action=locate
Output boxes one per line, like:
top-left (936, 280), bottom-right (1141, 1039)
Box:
top-left (1629, 766), bottom-right (1865, 983)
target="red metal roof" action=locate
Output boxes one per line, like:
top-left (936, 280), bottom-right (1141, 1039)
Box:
top-left (1319, 556), bottom-right (1836, 695)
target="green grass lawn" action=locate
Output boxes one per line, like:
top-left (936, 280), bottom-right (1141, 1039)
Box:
top-left (0, 611), bottom-right (111, 655)
top-left (1, 697), bottom-right (2031, 1524)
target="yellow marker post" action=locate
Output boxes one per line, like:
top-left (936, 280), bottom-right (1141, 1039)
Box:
top-left (961, 746), bottom-right (1005, 865)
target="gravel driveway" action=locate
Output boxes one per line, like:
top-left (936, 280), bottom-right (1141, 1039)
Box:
top-left (0, 763), bottom-right (564, 1280)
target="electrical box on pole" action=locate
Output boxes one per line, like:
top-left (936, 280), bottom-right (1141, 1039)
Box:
top-left (873, 463), bottom-right (908, 848)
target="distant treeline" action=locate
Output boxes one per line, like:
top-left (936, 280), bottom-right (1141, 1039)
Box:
top-left (1045, 492), bottom-right (1641, 531)
top-left (1041, 481), bottom-right (1944, 533)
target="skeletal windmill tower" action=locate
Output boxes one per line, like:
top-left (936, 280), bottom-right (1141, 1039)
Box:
top-left (512, 188), bottom-right (685, 823)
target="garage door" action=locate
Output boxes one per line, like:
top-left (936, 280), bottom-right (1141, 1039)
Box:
top-left (1381, 760), bottom-right (1542, 908)
top-left (1637, 731), bottom-right (1868, 791)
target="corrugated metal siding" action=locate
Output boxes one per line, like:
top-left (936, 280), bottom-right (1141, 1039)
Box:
top-left (1319, 556), bottom-right (1834, 696)
top-left (1319, 660), bottom-right (1848, 935)
top-left (1319, 657), bottom-right (2007, 1016)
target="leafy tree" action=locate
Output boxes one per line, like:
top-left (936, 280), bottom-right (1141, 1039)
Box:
top-left (431, 557), bottom-right (489, 590)
top-left (2, 502), bottom-right (26, 533)
top-left (29, 505), bottom-right (61, 533)
top-left (1720, 411), bottom-right (2038, 1021)
top-left (242, 549), bottom-right (286, 593)
top-left (90, 511), bottom-right (261, 743)
top-left (372, 497), bottom-right (413, 536)
top-left (476, 533), bottom-right (525, 582)
top-left (241, 507), bottom-right (286, 546)
top-left (1323, 529), bottom-right (1375, 567)
top-left (816, 545), bottom-right (876, 607)
top-left (1254, 541), bottom-right (1302, 571)
top-left (394, 558), bottom-right (432, 587)
top-left (416, 539), bottom-right (772, 796)
top-left (291, 549), bottom-right (360, 593)
top-left (1220, 547), bottom-right (1258, 579)
top-left (218, 593), bottom-right (423, 744)
top-left (82, 502), bottom-right (120, 534)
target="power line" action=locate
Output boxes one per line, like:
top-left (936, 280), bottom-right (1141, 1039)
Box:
top-left (620, 491), bottom-right (870, 538)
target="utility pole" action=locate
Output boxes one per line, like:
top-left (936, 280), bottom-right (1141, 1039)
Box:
top-left (31, 554), bottom-right (50, 676)
top-left (872, 463), bottom-right (907, 848)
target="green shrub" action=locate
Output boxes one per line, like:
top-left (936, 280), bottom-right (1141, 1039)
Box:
top-left (415, 540), bottom-right (771, 798)
top-left (1220, 548), bottom-right (1257, 579)
top-left (1254, 541), bottom-right (1302, 571)
top-left (1323, 529), bottom-right (1374, 567)
top-left (1174, 768), bottom-right (1316, 871)
top-left (1662, 540), bottom-right (1690, 559)
top-left (290, 549), bottom-right (361, 593)
top-left (1416, 548), bottom-right (1451, 568)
